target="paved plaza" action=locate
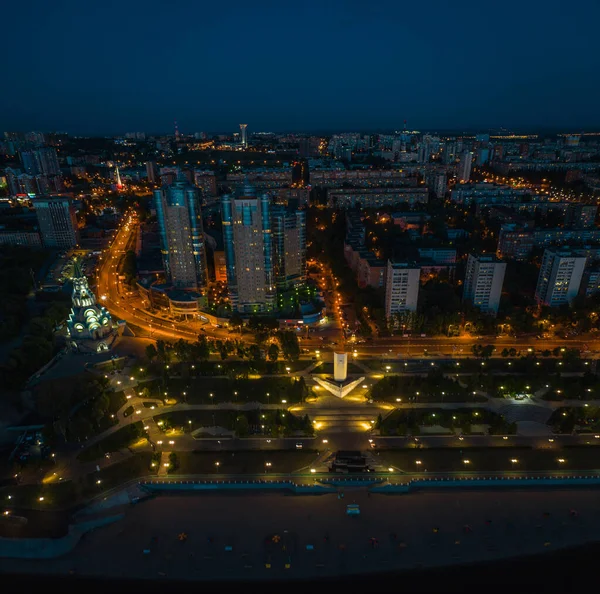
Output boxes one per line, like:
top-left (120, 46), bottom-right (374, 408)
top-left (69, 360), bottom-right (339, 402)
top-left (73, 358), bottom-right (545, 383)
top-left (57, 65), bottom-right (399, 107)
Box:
top-left (2, 488), bottom-right (600, 580)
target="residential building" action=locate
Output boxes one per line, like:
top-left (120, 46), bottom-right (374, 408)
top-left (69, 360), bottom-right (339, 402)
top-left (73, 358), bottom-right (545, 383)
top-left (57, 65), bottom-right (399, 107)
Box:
top-left (535, 249), bottom-right (586, 306)
top-left (20, 147), bottom-right (60, 176)
top-left (497, 223), bottom-right (600, 260)
top-left (581, 267), bottom-right (600, 297)
top-left (0, 230), bottom-right (42, 247)
top-left (384, 260), bottom-right (420, 318)
top-left (462, 254), bottom-right (506, 316)
top-left (271, 203), bottom-right (306, 290)
top-left (274, 187), bottom-right (310, 207)
top-left (327, 187), bottom-right (429, 208)
top-left (565, 204), bottom-right (597, 228)
top-left (496, 223), bottom-right (536, 261)
top-left (33, 195), bottom-right (79, 248)
top-left (291, 159), bottom-right (310, 187)
top-left (451, 182), bottom-right (534, 205)
top-left (146, 161), bottom-right (158, 183)
top-left (221, 183), bottom-right (275, 313)
top-left (154, 174), bottom-right (208, 290)
top-left (457, 150), bottom-right (473, 183)
top-left (213, 250), bottom-right (227, 283)
top-left (194, 171), bottom-right (217, 197)
top-left (417, 248), bottom-right (457, 265)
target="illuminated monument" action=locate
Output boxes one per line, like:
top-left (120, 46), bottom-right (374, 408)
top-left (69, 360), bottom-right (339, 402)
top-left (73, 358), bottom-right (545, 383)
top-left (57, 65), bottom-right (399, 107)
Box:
top-left (66, 260), bottom-right (116, 353)
top-left (314, 350), bottom-right (365, 399)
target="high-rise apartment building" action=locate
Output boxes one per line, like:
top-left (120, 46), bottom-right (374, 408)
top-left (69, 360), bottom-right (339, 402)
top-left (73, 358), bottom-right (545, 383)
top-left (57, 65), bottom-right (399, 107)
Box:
top-left (291, 159), bottom-right (310, 187)
top-left (462, 254), bottom-right (506, 316)
top-left (146, 161), bottom-right (158, 183)
top-left (443, 141), bottom-right (457, 164)
top-left (272, 203), bottom-right (306, 290)
top-left (458, 150), bottom-right (473, 183)
top-left (20, 147), bottom-right (61, 176)
top-left (34, 195), bottom-right (79, 248)
top-left (535, 249), bottom-right (586, 307)
top-left (384, 260), bottom-right (420, 318)
top-left (221, 184), bottom-right (275, 313)
top-left (154, 175), bottom-right (208, 290)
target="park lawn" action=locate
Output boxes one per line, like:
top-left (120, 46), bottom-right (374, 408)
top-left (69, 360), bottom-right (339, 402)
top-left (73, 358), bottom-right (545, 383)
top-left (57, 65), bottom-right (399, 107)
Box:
top-left (156, 409), bottom-right (238, 433)
top-left (171, 449), bottom-right (319, 475)
top-left (369, 373), bottom-right (487, 404)
top-left (1, 453), bottom-right (154, 510)
top-left (108, 390), bottom-right (127, 414)
top-left (155, 409), bottom-right (313, 437)
top-left (77, 422), bottom-right (145, 462)
top-left (143, 376), bottom-right (308, 405)
top-left (377, 445), bottom-right (600, 474)
top-left (78, 452), bottom-right (154, 498)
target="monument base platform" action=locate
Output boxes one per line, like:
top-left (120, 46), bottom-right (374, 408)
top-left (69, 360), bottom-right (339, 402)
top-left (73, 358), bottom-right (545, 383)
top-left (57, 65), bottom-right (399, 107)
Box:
top-left (313, 376), bottom-right (365, 399)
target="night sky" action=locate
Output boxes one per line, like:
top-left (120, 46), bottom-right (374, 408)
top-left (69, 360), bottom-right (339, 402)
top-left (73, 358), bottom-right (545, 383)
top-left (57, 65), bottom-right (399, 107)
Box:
top-left (2, 0), bottom-right (599, 135)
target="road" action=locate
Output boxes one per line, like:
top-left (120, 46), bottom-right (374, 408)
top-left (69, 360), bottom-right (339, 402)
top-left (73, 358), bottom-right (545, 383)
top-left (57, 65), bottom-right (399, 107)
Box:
top-left (96, 214), bottom-right (600, 357)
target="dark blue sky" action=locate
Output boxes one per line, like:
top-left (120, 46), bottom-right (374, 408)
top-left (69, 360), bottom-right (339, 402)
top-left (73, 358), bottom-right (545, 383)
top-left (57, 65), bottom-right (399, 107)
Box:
top-left (2, 0), bottom-right (599, 135)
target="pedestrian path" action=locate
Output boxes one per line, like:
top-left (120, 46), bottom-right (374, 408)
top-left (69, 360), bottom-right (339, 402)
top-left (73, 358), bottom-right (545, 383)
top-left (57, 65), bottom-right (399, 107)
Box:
top-left (158, 451), bottom-right (171, 477)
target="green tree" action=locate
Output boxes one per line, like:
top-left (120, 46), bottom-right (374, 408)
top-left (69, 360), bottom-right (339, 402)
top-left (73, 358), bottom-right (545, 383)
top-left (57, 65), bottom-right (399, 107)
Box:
top-left (174, 338), bottom-right (191, 363)
top-left (156, 340), bottom-right (171, 364)
top-left (234, 414), bottom-right (249, 437)
top-left (277, 330), bottom-right (300, 361)
top-left (145, 343), bottom-right (158, 362)
top-left (230, 312), bottom-right (243, 334)
top-left (267, 343), bottom-right (280, 362)
top-left (192, 336), bottom-right (211, 361)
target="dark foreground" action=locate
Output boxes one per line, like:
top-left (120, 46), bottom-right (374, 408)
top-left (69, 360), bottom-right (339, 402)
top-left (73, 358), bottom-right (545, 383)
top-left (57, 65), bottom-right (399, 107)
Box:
top-left (1, 488), bottom-right (600, 586)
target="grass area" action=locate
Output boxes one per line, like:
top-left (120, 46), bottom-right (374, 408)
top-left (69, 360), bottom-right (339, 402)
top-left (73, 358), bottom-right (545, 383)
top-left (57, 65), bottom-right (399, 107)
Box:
top-left (77, 422), bottom-right (145, 462)
top-left (378, 408), bottom-right (515, 436)
top-left (155, 408), bottom-right (314, 437)
top-left (1, 453), bottom-right (154, 510)
top-left (366, 356), bottom-right (590, 374)
top-left (377, 445), bottom-right (600, 474)
top-left (171, 449), bottom-right (319, 475)
top-left (141, 376), bottom-right (310, 405)
top-left (312, 361), bottom-right (364, 375)
top-left (108, 391), bottom-right (127, 414)
top-left (369, 372), bottom-right (487, 404)
top-left (122, 405), bottom-right (134, 417)
top-left (136, 360), bottom-right (311, 380)
top-left (547, 406), bottom-right (600, 434)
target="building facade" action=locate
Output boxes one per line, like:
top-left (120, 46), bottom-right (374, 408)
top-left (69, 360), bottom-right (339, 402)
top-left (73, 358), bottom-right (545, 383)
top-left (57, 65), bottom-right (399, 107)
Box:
top-left (271, 204), bottom-right (307, 290)
top-left (221, 184), bottom-right (275, 313)
top-left (535, 249), bottom-right (586, 306)
top-left (457, 150), bottom-right (473, 183)
top-left (33, 195), bottom-right (79, 248)
top-left (0, 230), bottom-right (42, 247)
top-left (462, 254), bottom-right (506, 316)
top-left (384, 260), bottom-right (420, 318)
top-left (154, 175), bottom-right (208, 290)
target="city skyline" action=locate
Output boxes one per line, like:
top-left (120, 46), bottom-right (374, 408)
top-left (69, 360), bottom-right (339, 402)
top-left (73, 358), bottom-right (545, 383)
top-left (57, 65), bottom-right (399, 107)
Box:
top-left (2, 0), bottom-right (600, 135)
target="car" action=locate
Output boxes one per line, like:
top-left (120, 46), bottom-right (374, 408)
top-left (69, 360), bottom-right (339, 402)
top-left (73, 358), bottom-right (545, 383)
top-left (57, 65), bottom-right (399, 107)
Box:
top-left (295, 442), bottom-right (303, 449)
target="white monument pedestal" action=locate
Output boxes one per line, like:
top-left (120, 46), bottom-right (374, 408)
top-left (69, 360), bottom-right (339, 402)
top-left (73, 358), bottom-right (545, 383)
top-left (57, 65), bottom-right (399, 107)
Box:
top-left (333, 352), bottom-right (348, 382)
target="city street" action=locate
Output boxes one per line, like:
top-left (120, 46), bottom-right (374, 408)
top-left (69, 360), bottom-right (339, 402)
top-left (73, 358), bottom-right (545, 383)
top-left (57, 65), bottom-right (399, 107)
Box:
top-left (97, 217), bottom-right (600, 357)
